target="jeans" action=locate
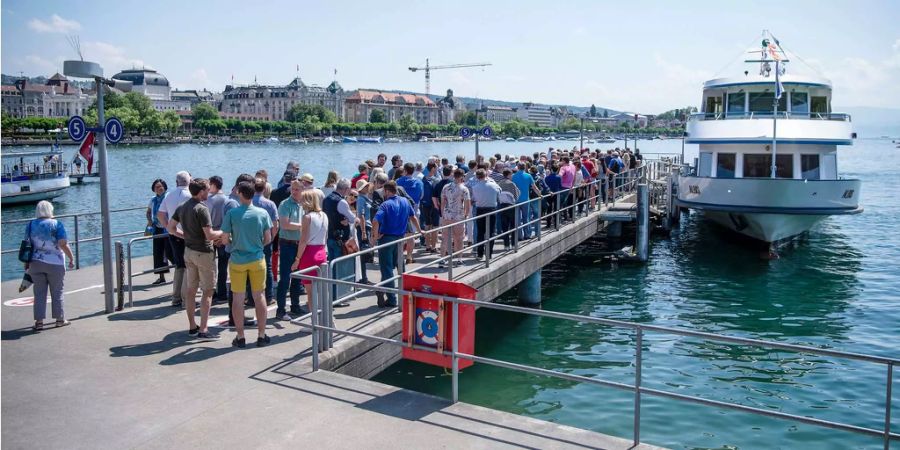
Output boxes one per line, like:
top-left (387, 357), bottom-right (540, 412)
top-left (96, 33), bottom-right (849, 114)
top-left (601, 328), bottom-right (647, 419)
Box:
top-left (167, 235), bottom-right (186, 301)
top-left (152, 226), bottom-right (171, 275)
top-left (517, 203), bottom-right (531, 239)
top-left (215, 246), bottom-right (229, 300)
top-left (377, 235), bottom-right (402, 304)
top-left (529, 198), bottom-right (541, 237)
top-left (475, 206), bottom-right (497, 258)
top-left (263, 243), bottom-right (274, 301)
top-left (276, 241), bottom-right (302, 314)
top-left (499, 205), bottom-right (515, 247)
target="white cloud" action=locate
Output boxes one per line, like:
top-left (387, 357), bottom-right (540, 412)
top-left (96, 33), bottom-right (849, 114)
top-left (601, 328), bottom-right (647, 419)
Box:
top-left (27, 14), bottom-right (81, 34)
top-left (809, 40), bottom-right (900, 108)
top-left (189, 68), bottom-right (213, 90)
top-left (80, 41), bottom-right (146, 74)
top-left (25, 55), bottom-right (59, 73)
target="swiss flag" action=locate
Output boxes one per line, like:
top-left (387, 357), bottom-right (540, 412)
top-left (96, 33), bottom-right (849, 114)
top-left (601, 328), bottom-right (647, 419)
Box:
top-left (79, 132), bottom-right (95, 174)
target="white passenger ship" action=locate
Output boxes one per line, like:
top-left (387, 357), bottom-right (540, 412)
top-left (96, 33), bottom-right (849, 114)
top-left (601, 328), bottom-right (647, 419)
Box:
top-left (2, 150), bottom-right (71, 205)
top-left (677, 33), bottom-right (862, 247)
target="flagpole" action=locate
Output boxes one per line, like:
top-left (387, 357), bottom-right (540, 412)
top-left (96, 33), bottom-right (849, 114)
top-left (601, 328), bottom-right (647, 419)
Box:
top-left (771, 60), bottom-right (779, 179)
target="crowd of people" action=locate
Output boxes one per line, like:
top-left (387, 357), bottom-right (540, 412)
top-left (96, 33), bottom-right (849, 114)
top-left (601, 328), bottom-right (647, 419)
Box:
top-left (19, 145), bottom-right (643, 346)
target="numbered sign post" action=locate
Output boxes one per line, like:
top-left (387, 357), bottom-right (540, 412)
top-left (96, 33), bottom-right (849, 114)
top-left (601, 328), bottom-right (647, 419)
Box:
top-left (460, 127), bottom-right (472, 139)
top-left (481, 126), bottom-right (493, 138)
top-left (68, 115), bottom-right (86, 142)
top-left (105, 117), bottom-right (124, 144)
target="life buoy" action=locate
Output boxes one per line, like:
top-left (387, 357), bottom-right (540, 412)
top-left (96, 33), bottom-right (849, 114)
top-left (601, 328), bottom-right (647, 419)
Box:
top-left (416, 310), bottom-right (440, 346)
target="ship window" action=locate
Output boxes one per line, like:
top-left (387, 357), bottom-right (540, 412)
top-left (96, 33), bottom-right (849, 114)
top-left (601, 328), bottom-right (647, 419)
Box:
top-left (726, 92), bottom-right (745, 116)
top-left (704, 96), bottom-right (722, 116)
top-left (749, 92), bottom-right (787, 114)
top-left (791, 92), bottom-right (809, 116)
top-left (811, 96), bottom-right (828, 116)
top-left (801, 154), bottom-right (820, 180)
top-left (716, 153), bottom-right (736, 178)
top-left (743, 154), bottom-right (793, 178)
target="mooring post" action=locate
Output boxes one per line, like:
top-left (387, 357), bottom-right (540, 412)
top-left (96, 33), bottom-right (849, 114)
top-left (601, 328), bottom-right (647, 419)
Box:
top-left (517, 270), bottom-right (541, 306)
top-left (636, 183), bottom-right (649, 262)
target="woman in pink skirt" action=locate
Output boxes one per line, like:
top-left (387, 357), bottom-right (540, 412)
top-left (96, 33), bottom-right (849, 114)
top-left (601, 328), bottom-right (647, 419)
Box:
top-left (292, 190), bottom-right (329, 314)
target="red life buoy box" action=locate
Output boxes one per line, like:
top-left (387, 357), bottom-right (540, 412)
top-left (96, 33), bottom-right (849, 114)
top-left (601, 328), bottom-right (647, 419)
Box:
top-left (401, 273), bottom-right (477, 369)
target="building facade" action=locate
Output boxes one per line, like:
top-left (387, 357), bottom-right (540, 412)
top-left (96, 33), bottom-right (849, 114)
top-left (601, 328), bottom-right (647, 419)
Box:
top-left (111, 68), bottom-right (191, 112)
top-left (611, 112), bottom-right (649, 128)
top-left (482, 105), bottom-right (518, 123)
top-left (344, 90), bottom-right (439, 124)
top-left (516, 103), bottom-right (556, 128)
top-left (219, 77), bottom-right (344, 122)
top-left (1, 74), bottom-right (92, 118)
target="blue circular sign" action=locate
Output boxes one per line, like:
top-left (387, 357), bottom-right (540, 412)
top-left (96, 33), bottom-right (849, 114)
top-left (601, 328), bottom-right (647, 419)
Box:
top-left (67, 116), bottom-right (86, 141)
top-left (105, 117), bottom-right (125, 144)
top-left (460, 127), bottom-right (472, 138)
top-left (481, 126), bottom-right (493, 138)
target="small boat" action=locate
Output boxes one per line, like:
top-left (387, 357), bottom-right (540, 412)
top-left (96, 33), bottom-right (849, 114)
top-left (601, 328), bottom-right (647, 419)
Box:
top-left (418, 136), bottom-right (429, 142)
top-left (384, 137), bottom-right (403, 143)
top-left (596, 137), bottom-right (616, 143)
top-left (264, 136), bottom-right (280, 144)
top-left (342, 137), bottom-right (358, 143)
top-left (358, 137), bottom-right (384, 144)
top-left (288, 138), bottom-right (308, 144)
top-left (505, 137), bottom-right (516, 142)
top-left (2, 150), bottom-right (71, 205)
top-left (322, 136), bottom-right (338, 144)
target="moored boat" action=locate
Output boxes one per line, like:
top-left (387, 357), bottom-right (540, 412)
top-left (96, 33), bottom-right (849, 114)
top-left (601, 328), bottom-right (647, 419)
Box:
top-left (2, 150), bottom-right (71, 205)
top-left (677, 32), bottom-right (861, 247)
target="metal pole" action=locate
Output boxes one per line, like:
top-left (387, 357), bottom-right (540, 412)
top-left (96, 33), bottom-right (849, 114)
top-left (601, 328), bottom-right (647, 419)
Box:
top-left (579, 117), bottom-right (584, 150)
top-left (771, 60), bottom-right (779, 179)
top-left (127, 241), bottom-right (134, 308)
top-left (474, 108), bottom-right (480, 161)
top-left (310, 277), bottom-right (320, 370)
top-left (115, 241), bottom-right (124, 311)
top-left (636, 184), bottom-right (649, 262)
top-left (96, 78), bottom-right (115, 314)
top-left (886, 363), bottom-right (893, 450)
top-left (447, 229), bottom-right (453, 280)
top-left (73, 215), bottom-right (80, 269)
top-left (397, 241), bottom-right (405, 313)
top-left (633, 328), bottom-right (643, 447)
top-left (452, 300), bottom-right (459, 404)
top-left (513, 206), bottom-right (519, 253)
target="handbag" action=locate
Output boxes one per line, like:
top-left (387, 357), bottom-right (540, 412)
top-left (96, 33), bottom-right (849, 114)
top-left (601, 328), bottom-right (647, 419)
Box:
top-left (18, 221), bottom-right (33, 263)
top-left (341, 238), bottom-right (359, 256)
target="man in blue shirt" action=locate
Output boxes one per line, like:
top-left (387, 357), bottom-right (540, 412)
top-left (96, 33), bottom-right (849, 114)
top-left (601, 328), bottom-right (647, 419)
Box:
top-left (544, 164), bottom-right (563, 228)
top-left (511, 162), bottom-right (541, 240)
top-left (371, 181), bottom-right (420, 308)
top-left (395, 162), bottom-right (423, 263)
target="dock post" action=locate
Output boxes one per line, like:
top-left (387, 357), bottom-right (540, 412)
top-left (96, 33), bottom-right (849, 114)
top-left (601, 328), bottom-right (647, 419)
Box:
top-left (115, 241), bottom-right (124, 311)
top-left (636, 184), bottom-right (649, 262)
top-left (517, 271), bottom-right (541, 306)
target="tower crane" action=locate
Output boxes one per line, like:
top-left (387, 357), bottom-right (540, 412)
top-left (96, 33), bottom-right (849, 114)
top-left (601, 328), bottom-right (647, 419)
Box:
top-left (408, 59), bottom-right (491, 95)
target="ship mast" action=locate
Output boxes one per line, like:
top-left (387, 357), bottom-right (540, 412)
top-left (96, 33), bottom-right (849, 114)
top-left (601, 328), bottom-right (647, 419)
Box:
top-left (745, 30), bottom-right (789, 179)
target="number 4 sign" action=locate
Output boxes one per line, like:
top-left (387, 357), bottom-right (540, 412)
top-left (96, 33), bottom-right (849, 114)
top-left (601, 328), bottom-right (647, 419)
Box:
top-left (104, 117), bottom-right (124, 144)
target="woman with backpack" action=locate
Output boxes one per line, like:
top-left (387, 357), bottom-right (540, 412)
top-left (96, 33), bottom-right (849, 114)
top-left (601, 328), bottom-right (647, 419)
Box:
top-left (24, 200), bottom-right (75, 331)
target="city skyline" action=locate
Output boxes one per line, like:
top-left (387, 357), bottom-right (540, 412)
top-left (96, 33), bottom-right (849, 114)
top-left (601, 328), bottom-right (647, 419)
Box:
top-left (2, 0), bottom-right (898, 113)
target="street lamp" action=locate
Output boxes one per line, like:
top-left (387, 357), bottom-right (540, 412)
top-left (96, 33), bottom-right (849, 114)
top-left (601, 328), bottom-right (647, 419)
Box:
top-left (64, 60), bottom-right (132, 313)
top-left (579, 115), bottom-right (598, 150)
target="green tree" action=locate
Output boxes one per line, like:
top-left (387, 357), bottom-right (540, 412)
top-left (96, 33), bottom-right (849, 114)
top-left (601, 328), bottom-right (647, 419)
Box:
top-left (398, 113), bottom-right (417, 133)
top-left (590, 104), bottom-right (597, 117)
top-left (192, 103), bottom-right (218, 121)
top-left (161, 110), bottom-right (182, 134)
top-left (603, 109), bottom-right (609, 118)
top-left (369, 109), bottom-right (386, 123)
top-left (106, 106), bottom-right (141, 134)
top-left (287, 103), bottom-right (336, 123)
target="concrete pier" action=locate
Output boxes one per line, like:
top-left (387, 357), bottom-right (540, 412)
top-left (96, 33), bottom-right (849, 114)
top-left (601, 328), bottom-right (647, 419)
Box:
top-left (517, 270), bottom-right (541, 306)
top-left (1, 255), bottom-right (665, 450)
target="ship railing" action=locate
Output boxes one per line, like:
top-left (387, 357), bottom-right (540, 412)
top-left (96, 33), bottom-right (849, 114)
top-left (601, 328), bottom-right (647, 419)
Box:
top-left (1, 205), bottom-right (147, 270)
top-left (294, 265), bottom-right (899, 449)
top-left (690, 112), bottom-right (852, 122)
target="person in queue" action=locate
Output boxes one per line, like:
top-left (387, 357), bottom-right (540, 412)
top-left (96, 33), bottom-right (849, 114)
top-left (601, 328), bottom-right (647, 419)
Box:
top-left (275, 179), bottom-right (306, 320)
top-left (370, 181), bottom-right (420, 308)
top-left (146, 178), bottom-right (173, 285)
top-left (291, 190), bottom-right (329, 315)
top-left (157, 171), bottom-right (192, 307)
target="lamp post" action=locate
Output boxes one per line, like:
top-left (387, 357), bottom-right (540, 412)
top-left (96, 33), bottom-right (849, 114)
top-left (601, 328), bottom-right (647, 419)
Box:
top-left (64, 60), bottom-right (132, 313)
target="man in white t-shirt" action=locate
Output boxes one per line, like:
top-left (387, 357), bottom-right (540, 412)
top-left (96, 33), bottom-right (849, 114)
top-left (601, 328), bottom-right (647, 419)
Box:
top-left (157, 170), bottom-right (192, 307)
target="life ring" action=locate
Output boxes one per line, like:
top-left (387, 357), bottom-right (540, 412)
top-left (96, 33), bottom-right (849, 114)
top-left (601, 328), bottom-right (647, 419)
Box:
top-left (416, 310), bottom-right (440, 346)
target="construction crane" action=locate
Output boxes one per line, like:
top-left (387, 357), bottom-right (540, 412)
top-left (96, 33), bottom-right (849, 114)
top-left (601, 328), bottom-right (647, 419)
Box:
top-left (408, 59), bottom-right (491, 95)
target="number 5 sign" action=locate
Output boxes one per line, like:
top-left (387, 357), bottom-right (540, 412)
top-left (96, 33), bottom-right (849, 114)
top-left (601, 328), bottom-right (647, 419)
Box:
top-left (105, 117), bottom-right (124, 144)
top-left (67, 115), bottom-right (86, 141)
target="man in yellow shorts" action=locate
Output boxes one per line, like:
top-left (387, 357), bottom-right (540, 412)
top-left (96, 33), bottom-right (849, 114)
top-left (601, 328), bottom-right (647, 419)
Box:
top-left (221, 181), bottom-right (273, 348)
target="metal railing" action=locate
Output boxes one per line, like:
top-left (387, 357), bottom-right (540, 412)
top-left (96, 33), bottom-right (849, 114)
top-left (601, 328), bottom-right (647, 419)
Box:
top-left (293, 270), bottom-right (899, 450)
top-left (690, 111), bottom-right (852, 122)
top-left (315, 159), bottom-right (680, 318)
top-left (1, 205), bottom-right (147, 269)
top-left (126, 233), bottom-right (175, 308)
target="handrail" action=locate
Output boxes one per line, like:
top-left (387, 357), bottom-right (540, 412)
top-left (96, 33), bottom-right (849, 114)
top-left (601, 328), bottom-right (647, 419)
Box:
top-left (690, 111), bottom-right (851, 122)
top-left (2, 205), bottom-right (147, 270)
top-left (322, 161), bottom-right (670, 310)
top-left (294, 271), bottom-right (899, 449)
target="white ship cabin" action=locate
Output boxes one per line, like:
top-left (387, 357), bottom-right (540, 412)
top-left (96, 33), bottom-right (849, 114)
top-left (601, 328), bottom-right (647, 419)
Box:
top-left (686, 74), bottom-right (854, 181)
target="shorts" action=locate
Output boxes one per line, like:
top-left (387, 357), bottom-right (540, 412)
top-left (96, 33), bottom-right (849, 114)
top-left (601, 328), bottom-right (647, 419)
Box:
top-left (298, 245), bottom-right (327, 286)
top-left (184, 248), bottom-right (216, 292)
top-left (229, 258), bottom-right (266, 293)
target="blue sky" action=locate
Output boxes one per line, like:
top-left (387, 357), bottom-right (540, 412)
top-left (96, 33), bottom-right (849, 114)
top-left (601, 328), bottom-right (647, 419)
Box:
top-left (3, 0), bottom-right (898, 113)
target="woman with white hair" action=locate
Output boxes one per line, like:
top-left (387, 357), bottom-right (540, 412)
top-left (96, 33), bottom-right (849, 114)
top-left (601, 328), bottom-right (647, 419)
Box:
top-left (25, 200), bottom-right (75, 331)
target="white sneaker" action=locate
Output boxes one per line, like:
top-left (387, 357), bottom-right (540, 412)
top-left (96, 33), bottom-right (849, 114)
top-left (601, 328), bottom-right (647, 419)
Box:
top-left (281, 313), bottom-right (292, 321)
